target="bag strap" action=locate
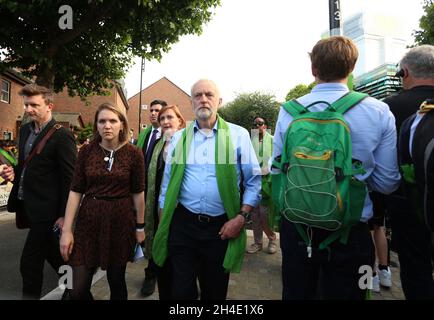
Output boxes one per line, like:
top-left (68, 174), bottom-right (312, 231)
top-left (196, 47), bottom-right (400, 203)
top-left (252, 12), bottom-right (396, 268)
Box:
top-left (23, 124), bottom-right (62, 168)
top-left (328, 91), bottom-right (368, 114)
top-left (282, 100), bottom-right (307, 117)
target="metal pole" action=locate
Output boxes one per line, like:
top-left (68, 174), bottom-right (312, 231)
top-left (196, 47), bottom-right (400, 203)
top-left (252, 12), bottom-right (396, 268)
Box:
top-left (138, 58), bottom-right (144, 133)
top-left (329, 0), bottom-right (342, 36)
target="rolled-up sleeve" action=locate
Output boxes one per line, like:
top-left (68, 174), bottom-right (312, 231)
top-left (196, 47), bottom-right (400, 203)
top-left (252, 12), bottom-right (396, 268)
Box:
top-left (368, 108), bottom-right (401, 194)
top-left (239, 129), bottom-right (261, 207)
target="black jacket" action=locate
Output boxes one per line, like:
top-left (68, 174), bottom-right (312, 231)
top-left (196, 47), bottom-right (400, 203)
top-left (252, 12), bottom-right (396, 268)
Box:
top-left (7, 118), bottom-right (77, 223)
top-left (384, 85), bottom-right (434, 133)
top-left (400, 107), bottom-right (434, 230)
top-left (383, 86), bottom-right (434, 217)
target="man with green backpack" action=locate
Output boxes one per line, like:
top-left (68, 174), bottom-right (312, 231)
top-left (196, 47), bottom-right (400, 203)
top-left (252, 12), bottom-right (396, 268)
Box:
top-left (272, 36), bottom-right (401, 299)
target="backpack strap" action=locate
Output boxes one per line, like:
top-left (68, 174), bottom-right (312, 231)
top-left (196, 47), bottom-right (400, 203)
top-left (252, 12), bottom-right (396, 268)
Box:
top-left (399, 114), bottom-right (416, 167)
top-left (329, 91), bottom-right (368, 115)
top-left (282, 100), bottom-right (307, 117)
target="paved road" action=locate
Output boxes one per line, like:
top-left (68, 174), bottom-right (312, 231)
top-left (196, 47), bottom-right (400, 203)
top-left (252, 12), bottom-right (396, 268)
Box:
top-left (0, 213), bottom-right (59, 300)
top-left (91, 231), bottom-right (404, 300)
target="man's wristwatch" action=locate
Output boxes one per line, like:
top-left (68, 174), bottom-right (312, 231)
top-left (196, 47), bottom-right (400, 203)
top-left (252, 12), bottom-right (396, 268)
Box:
top-left (238, 210), bottom-right (251, 223)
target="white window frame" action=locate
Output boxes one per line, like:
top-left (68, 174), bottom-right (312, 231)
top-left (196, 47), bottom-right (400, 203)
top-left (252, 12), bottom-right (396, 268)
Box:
top-left (1, 79), bottom-right (11, 103)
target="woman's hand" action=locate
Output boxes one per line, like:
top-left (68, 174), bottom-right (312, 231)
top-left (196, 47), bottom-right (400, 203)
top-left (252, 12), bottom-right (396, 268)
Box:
top-left (136, 230), bottom-right (145, 244)
top-left (60, 231), bottom-right (74, 262)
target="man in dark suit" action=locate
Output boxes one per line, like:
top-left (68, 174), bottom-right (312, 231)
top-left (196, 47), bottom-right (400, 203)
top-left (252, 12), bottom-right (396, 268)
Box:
top-left (0, 84), bottom-right (77, 299)
top-left (384, 45), bottom-right (434, 299)
top-left (136, 99), bottom-right (167, 296)
top-left (137, 99), bottom-right (167, 170)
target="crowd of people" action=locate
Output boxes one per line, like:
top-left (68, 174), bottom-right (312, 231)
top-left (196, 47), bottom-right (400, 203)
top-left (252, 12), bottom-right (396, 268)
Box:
top-left (0, 36), bottom-right (433, 300)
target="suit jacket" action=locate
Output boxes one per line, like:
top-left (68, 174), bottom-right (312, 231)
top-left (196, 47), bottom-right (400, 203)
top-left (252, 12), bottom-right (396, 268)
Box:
top-left (7, 118), bottom-right (77, 224)
top-left (384, 85), bottom-right (434, 133)
top-left (384, 86), bottom-right (434, 217)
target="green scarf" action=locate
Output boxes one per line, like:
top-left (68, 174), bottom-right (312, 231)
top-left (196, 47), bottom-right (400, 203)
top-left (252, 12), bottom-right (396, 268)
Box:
top-left (144, 138), bottom-right (165, 259)
top-left (0, 148), bottom-right (17, 166)
top-left (152, 116), bottom-right (246, 273)
top-left (136, 126), bottom-right (153, 149)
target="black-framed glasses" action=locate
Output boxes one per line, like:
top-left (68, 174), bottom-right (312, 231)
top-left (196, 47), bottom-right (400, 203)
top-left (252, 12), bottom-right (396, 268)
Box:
top-left (395, 69), bottom-right (405, 78)
top-left (253, 121), bottom-right (265, 127)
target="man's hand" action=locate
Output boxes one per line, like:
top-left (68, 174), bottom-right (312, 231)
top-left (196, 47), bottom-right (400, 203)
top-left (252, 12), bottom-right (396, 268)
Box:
top-left (0, 165), bottom-right (14, 182)
top-left (219, 215), bottom-right (245, 240)
top-left (54, 217), bottom-right (65, 230)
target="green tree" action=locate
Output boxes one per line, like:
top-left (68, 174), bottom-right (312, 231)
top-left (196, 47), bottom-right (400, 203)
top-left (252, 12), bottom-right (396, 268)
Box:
top-left (218, 92), bottom-right (280, 132)
top-left (285, 82), bottom-right (316, 101)
top-left (76, 123), bottom-right (93, 144)
top-left (413, 0), bottom-right (434, 45)
top-left (0, 0), bottom-right (220, 97)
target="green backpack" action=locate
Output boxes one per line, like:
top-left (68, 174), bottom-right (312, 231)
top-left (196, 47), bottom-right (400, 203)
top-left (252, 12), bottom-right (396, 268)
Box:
top-left (272, 92), bottom-right (368, 253)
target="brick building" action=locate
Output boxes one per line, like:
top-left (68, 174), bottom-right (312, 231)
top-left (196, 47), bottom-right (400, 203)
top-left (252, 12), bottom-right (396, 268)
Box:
top-left (0, 69), bottom-right (32, 143)
top-left (54, 83), bottom-right (129, 127)
top-left (127, 77), bottom-right (193, 136)
top-left (0, 70), bottom-right (129, 144)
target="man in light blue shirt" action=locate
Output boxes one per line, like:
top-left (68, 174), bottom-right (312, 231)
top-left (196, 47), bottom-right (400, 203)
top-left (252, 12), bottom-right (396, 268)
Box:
top-left (158, 79), bottom-right (261, 300)
top-left (273, 36), bottom-right (400, 300)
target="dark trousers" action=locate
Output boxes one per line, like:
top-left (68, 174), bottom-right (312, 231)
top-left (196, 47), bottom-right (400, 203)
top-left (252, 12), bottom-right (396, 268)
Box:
top-left (280, 218), bottom-right (375, 300)
top-left (144, 258), bottom-right (157, 279)
top-left (156, 260), bottom-right (172, 300)
top-left (20, 222), bottom-right (64, 298)
top-left (168, 205), bottom-right (229, 300)
top-left (391, 210), bottom-right (434, 299)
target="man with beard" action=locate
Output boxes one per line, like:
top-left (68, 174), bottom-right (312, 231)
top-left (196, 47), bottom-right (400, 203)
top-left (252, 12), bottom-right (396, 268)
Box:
top-left (152, 79), bottom-right (261, 300)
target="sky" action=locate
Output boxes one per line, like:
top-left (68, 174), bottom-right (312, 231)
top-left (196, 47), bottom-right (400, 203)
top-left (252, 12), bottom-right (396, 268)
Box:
top-left (124, 0), bottom-right (425, 103)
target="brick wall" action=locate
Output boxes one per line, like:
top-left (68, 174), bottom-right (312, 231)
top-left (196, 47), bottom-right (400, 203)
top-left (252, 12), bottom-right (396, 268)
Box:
top-left (127, 77), bottom-right (193, 137)
top-left (0, 77), bottom-right (129, 143)
top-left (53, 86), bottom-right (128, 127)
top-left (0, 76), bottom-right (25, 141)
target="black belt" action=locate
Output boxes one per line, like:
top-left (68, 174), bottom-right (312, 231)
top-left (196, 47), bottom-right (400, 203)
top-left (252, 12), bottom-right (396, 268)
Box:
top-left (86, 194), bottom-right (130, 201)
top-left (177, 204), bottom-right (227, 224)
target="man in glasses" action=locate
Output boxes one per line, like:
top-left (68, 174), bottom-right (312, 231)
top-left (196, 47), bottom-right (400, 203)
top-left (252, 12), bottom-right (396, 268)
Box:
top-left (386, 46), bottom-right (434, 133)
top-left (247, 117), bottom-right (277, 254)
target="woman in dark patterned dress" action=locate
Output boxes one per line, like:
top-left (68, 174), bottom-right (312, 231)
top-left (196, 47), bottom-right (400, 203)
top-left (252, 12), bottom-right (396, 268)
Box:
top-left (60, 103), bottom-right (145, 300)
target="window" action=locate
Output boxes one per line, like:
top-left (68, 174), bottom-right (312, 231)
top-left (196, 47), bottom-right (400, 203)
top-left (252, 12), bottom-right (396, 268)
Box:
top-left (1, 79), bottom-right (10, 103)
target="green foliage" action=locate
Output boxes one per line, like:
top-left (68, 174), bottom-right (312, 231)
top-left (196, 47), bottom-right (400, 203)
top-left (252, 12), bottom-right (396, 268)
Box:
top-left (218, 92), bottom-right (280, 132)
top-left (0, 0), bottom-right (220, 97)
top-left (285, 82), bottom-right (316, 101)
top-left (413, 0), bottom-right (434, 45)
top-left (76, 123), bottom-right (93, 143)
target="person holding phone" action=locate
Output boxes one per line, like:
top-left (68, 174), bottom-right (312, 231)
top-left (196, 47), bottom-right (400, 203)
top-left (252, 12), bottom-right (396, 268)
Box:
top-left (60, 103), bottom-right (145, 300)
top-left (0, 84), bottom-right (77, 300)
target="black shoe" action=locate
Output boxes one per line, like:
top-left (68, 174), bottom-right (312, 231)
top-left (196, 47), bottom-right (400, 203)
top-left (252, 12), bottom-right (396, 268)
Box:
top-left (140, 276), bottom-right (156, 297)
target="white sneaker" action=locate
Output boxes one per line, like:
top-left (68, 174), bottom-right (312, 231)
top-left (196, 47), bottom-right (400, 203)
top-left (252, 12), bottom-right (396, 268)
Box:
top-left (379, 267), bottom-right (392, 288)
top-left (372, 274), bottom-right (380, 293)
top-left (267, 239), bottom-right (277, 254)
top-left (246, 242), bottom-right (262, 253)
